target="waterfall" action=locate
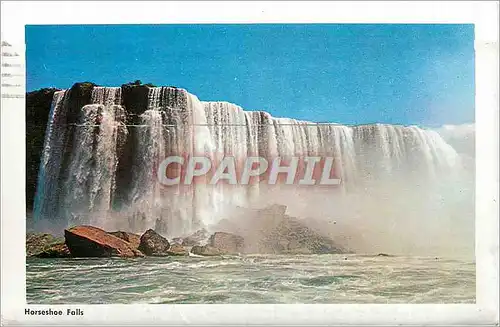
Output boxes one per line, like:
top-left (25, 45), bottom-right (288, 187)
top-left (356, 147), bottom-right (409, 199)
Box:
top-left (33, 90), bottom-right (67, 226)
top-left (91, 86), bottom-right (122, 106)
top-left (32, 85), bottom-right (471, 248)
top-left (60, 88), bottom-right (127, 228)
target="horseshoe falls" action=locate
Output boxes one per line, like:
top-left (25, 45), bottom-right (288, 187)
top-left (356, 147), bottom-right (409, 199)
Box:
top-left (31, 84), bottom-right (474, 256)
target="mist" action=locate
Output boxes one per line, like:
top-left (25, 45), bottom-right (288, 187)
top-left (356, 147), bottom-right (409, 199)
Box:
top-left (31, 87), bottom-right (475, 258)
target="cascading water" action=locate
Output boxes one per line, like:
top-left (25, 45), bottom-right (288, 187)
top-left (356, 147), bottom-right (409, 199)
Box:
top-left (60, 87), bottom-right (126, 228)
top-left (91, 86), bottom-right (122, 106)
top-left (33, 90), bottom-right (67, 228)
top-left (32, 85), bottom-right (473, 254)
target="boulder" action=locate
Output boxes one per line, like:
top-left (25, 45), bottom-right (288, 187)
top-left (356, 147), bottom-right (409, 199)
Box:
top-left (207, 204), bottom-right (345, 255)
top-left (138, 229), bottom-right (171, 256)
top-left (182, 228), bottom-right (209, 246)
top-left (65, 225), bottom-right (143, 257)
top-left (26, 232), bottom-right (64, 257)
top-left (191, 245), bottom-right (223, 256)
top-left (209, 232), bottom-right (244, 254)
top-left (260, 215), bottom-right (344, 254)
top-left (218, 204), bottom-right (343, 254)
top-left (166, 244), bottom-right (189, 256)
top-left (35, 243), bottom-right (72, 258)
top-left (109, 231), bottom-right (141, 249)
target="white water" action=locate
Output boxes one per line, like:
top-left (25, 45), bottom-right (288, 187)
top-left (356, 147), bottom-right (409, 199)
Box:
top-left (60, 88), bottom-right (126, 228)
top-left (27, 255), bottom-right (475, 304)
top-left (32, 86), bottom-right (474, 256)
top-left (33, 90), bottom-right (67, 227)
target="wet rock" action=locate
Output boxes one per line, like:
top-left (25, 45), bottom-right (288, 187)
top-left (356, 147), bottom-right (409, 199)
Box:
top-left (209, 232), bottom-right (244, 254)
top-left (261, 215), bottom-right (344, 254)
top-left (138, 229), bottom-right (171, 256)
top-left (191, 245), bottom-right (223, 256)
top-left (35, 243), bottom-right (72, 258)
top-left (166, 244), bottom-right (189, 256)
top-left (109, 231), bottom-right (141, 249)
top-left (26, 88), bottom-right (61, 213)
top-left (211, 204), bottom-right (344, 255)
top-left (65, 225), bottom-right (143, 257)
top-left (182, 228), bottom-right (210, 247)
top-left (26, 232), bottom-right (64, 257)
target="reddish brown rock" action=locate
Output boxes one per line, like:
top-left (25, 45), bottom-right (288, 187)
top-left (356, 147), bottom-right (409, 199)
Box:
top-left (65, 225), bottom-right (143, 257)
top-left (109, 231), bottom-right (141, 249)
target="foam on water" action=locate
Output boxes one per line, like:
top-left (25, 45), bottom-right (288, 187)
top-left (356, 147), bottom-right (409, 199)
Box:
top-left (26, 255), bottom-right (475, 304)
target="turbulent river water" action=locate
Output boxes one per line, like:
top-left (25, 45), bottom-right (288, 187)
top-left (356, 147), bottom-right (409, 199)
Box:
top-left (26, 255), bottom-right (475, 304)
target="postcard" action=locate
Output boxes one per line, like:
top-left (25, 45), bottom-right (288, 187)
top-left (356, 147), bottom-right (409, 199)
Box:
top-left (1, 1), bottom-right (498, 325)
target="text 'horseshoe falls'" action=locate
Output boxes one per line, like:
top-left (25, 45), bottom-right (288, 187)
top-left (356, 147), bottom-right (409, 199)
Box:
top-left (32, 84), bottom-right (474, 255)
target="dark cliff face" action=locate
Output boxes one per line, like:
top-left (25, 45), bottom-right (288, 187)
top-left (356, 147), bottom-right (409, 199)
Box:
top-left (121, 84), bottom-right (151, 120)
top-left (26, 88), bottom-right (60, 213)
top-left (26, 82), bottom-right (176, 213)
top-left (56, 83), bottom-right (96, 204)
top-left (26, 82), bottom-right (99, 214)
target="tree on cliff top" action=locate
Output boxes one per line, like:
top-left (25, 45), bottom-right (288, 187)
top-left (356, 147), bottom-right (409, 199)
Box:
top-left (121, 80), bottom-right (156, 88)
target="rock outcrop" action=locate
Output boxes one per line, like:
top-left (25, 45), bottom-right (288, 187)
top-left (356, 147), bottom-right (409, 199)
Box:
top-left (35, 243), bottom-right (72, 258)
top-left (209, 232), bottom-right (244, 254)
top-left (26, 232), bottom-right (65, 257)
top-left (211, 204), bottom-right (345, 254)
top-left (166, 244), bottom-right (189, 256)
top-left (65, 225), bottom-right (143, 257)
top-left (260, 215), bottom-right (343, 254)
top-left (138, 229), bottom-right (171, 256)
top-left (109, 231), bottom-right (141, 249)
top-left (188, 232), bottom-right (244, 256)
top-left (191, 245), bottom-right (223, 256)
top-left (181, 228), bottom-right (210, 247)
top-left (27, 204), bottom-right (346, 259)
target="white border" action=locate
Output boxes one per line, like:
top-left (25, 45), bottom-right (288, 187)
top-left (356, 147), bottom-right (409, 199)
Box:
top-left (1, 1), bottom-right (498, 325)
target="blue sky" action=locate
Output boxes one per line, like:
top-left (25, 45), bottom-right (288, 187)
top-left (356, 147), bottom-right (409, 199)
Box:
top-left (26, 24), bottom-right (474, 126)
